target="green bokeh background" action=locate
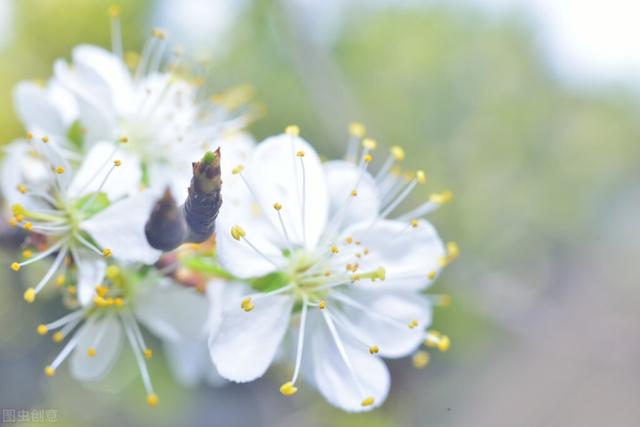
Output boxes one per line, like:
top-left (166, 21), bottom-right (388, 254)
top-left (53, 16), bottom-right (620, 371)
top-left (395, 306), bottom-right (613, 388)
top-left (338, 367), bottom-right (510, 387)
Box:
top-left (1, 1), bottom-right (639, 426)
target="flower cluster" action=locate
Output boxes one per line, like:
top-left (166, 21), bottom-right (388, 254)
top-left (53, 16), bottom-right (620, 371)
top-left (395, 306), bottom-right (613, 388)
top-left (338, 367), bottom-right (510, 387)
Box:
top-left (1, 9), bottom-right (458, 412)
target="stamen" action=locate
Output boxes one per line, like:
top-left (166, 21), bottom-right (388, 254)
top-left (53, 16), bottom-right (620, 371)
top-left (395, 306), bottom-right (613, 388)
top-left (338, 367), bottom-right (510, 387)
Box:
top-left (379, 170), bottom-right (426, 219)
top-left (108, 5), bottom-right (123, 59)
top-left (297, 153), bottom-right (307, 246)
top-left (230, 225), bottom-right (280, 267)
top-left (424, 330), bottom-right (451, 352)
top-left (273, 203), bottom-right (293, 250)
top-left (123, 314), bottom-right (157, 405)
top-left (412, 351), bottom-right (430, 369)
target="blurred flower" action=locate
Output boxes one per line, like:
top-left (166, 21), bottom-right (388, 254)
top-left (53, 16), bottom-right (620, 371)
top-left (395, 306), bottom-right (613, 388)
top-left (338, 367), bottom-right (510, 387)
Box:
top-left (38, 266), bottom-right (208, 406)
top-left (209, 128), bottom-right (453, 412)
top-left (3, 137), bottom-right (159, 305)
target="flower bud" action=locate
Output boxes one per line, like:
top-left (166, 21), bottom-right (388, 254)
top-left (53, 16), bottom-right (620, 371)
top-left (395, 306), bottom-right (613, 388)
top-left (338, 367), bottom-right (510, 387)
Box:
top-left (144, 188), bottom-right (188, 251)
top-left (183, 149), bottom-right (222, 243)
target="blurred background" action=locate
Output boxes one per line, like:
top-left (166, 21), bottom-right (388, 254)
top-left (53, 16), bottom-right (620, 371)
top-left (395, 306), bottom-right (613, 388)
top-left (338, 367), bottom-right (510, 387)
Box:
top-left (1, 0), bottom-right (639, 426)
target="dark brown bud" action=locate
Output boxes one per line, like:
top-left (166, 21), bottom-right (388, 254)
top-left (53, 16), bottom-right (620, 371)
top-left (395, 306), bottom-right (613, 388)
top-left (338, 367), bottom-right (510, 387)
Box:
top-left (183, 149), bottom-right (222, 243)
top-left (145, 188), bottom-right (188, 251)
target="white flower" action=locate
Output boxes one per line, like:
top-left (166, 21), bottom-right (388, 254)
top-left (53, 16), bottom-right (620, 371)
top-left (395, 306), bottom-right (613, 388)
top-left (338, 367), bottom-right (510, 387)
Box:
top-left (52, 18), bottom-right (249, 200)
top-left (4, 135), bottom-right (160, 305)
top-left (209, 128), bottom-right (455, 412)
top-left (37, 266), bottom-right (208, 406)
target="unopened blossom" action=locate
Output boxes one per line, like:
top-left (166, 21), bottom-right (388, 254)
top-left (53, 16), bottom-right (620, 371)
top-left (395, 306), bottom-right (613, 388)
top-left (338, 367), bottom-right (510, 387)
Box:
top-left (3, 135), bottom-right (159, 305)
top-left (37, 265), bottom-right (208, 406)
top-left (209, 127), bottom-right (457, 412)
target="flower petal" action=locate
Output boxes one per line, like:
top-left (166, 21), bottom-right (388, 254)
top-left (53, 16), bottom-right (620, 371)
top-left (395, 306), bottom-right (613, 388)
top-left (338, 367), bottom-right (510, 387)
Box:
top-left (209, 293), bottom-right (293, 383)
top-left (13, 81), bottom-right (67, 136)
top-left (69, 315), bottom-right (123, 381)
top-left (163, 339), bottom-right (218, 388)
top-left (135, 279), bottom-right (209, 342)
top-left (71, 247), bottom-right (107, 306)
top-left (340, 219), bottom-right (446, 291)
top-left (324, 160), bottom-right (380, 228)
top-left (308, 311), bottom-right (390, 412)
top-left (0, 141), bottom-right (50, 207)
top-left (80, 191), bottom-right (161, 264)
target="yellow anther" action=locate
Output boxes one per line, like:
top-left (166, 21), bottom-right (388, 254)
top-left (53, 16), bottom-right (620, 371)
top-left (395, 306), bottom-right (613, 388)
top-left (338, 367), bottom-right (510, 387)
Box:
top-left (52, 332), bottom-right (64, 343)
top-left (285, 125), bottom-right (300, 136)
top-left (361, 397), bottom-right (375, 407)
top-left (349, 122), bottom-right (366, 137)
top-left (55, 166), bottom-right (65, 174)
top-left (240, 297), bottom-right (255, 312)
top-left (346, 263), bottom-right (358, 272)
top-left (118, 135), bottom-right (128, 143)
top-left (11, 262), bottom-right (21, 271)
top-left (437, 335), bottom-right (451, 352)
top-left (106, 265), bottom-right (120, 279)
top-left (22, 250), bottom-right (33, 259)
top-left (369, 345), bottom-right (379, 355)
top-left (15, 214), bottom-right (24, 222)
top-left (363, 154), bottom-right (373, 163)
top-left (102, 248), bottom-right (112, 257)
top-left (279, 381), bottom-right (298, 396)
top-left (37, 324), bottom-right (49, 335)
top-left (425, 330), bottom-right (441, 348)
top-left (87, 347), bottom-right (97, 357)
top-left (9, 218), bottom-right (18, 228)
top-left (273, 202), bottom-right (282, 211)
top-left (44, 366), bottom-right (56, 377)
top-left (67, 286), bottom-right (77, 296)
top-left (114, 297), bottom-right (125, 307)
top-left (319, 300), bottom-right (326, 310)
top-left (438, 294), bottom-right (452, 307)
top-left (105, 297), bottom-right (115, 306)
top-left (41, 136), bottom-right (49, 143)
top-left (23, 222), bottom-right (33, 231)
top-left (113, 159), bottom-right (122, 167)
top-left (345, 236), bottom-right (354, 244)
top-left (108, 5), bottom-right (121, 17)
top-left (427, 270), bottom-right (437, 280)
top-left (390, 146), bottom-right (405, 161)
top-left (362, 138), bottom-right (377, 150)
top-left (323, 271), bottom-right (332, 277)
top-left (23, 288), bottom-right (36, 303)
top-left (447, 242), bottom-right (460, 260)
top-left (230, 225), bottom-right (246, 241)
top-left (26, 132), bottom-right (33, 140)
top-left (364, 248), bottom-right (369, 255)
top-left (95, 285), bottom-right (109, 297)
top-left (351, 189), bottom-right (358, 197)
top-left (146, 394), bottom-right (159, 407)
top-left (152, 28), bottom-right (166, 39)
top-left (232, 164), bottom-right (244, 175)
top-left (12, 204), bottom-right (25, 215)
top-left (413, 351), bottom-right (430, 369)
top-left (330, 245), bottom-right (339, 254)
top-left (17, 184), bottom-right (28, 194)
top-left (438, 256), bottom-right (448, 268)
top-left (351, 274), bottom-right (361, 282)
top-left (408, 320), bottom-right (419, 329)
top-left (144, 348), bottom-right (153, 359)
top-left (416, 170), bottom-right (426, 184)
top-left (411, 219), bottom-right (419, 228)
top-left (296, 150), bottom-right (305, 157)
top-left (430, 190), bottom-right (453, 204)
top-left (94, 296), bottom-right (107, 308)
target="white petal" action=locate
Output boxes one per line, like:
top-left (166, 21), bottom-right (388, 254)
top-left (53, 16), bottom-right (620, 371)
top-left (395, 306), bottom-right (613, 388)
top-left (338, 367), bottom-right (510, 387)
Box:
top-left (206, 279), bottom-right (251, 338)
top-left (163, 339), bottom-right (213, 388)
top-left (212, 131), bottom-right (256, 180)
top-left (13, 81), bottom-right (67, 136)
top-left (71, 247), bottom-right (107, 306)
top-left (135, 280), bottom-right (209, 342)
top-left (80, 191), bottom-right (161, 264)
top-left (0, 141), bottom-right (50, 207)
top-left (209, 293), bottom-right (293, 382)
top-left (247, 134), bottom-right (329, 248)
top-left (324, 160), bottom-right (380, 227)
top-left (336, 289), bottom-right (431, 358)
top-left (340, 219), bottom-right (446, 291)
top-left (69, 315), bottom-right (123, 381)
top-left (67, 141), bottom-right (142, 200)
top-left (308, 311), bottom-right (390, 412)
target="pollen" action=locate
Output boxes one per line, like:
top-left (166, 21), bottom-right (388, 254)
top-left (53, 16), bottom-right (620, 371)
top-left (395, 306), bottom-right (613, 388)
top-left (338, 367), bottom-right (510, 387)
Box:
top-left (408, 320), bottom-right (419, 329)
top-left (232, 164), bottom-right (244, 175)
top-left (144, 348), bottom-right (153, 359)
top-left (67, 286), bottom-right (77, 296)
top-left (118, 135), bottom-right (128, 143)
top-left (152, 28), bottom-right (167, 40)
top-left (12, 204), bottom-right (25, 215)
top-left (14, 214), bottom-right (24, 222)
top-left (330, 245), bottom-right (339, 254)
top-left (319, 300), bottom-right (326, 309)
top-left (106, 265), bottom-right (120, 279)
top-left (114, 297), bottom-right (125, 307)
top-left (349, 122), bottom-right (366, 137)
top-left (240, 297), bottom-right (255, 312)
top-left (447, 242), bottom-right (460, 260)
top-left (412, 351), bottom-right (430, 369)
top-left (22, 250), bottom-right (33, 259)
top-left (102, 248), bottom-right (112, 257)
top-left (391, 146), bottom-right (405, 161)
top-left (9, 218), bottom-right (18, 228)
top-left (41, 136), bottom-right (49, 143)
top-left (37, 324), bottom-right (48, 335)
top-left (231, 225), bottom-right (246, 241)
top-left (55, 166), bottom-right (65, 174)
top-left (345, 236), bottom-right (353, 244)
top-left (411, 219), bottom-right (419, 228)
top-left (23, 288), bottom-right (36, 303)
top-left (17, 184), bottom-right (27, 194)
top-left (369, 345), bottom-right (379, 355)
top-left (23, 222), bottom-right (33, 231)
top-left (296, 150), bottom-right (305, 157)
top-left (437, 335), bottom-right (451, 352)
top-left (427, 270), bottom-right (437, 280)
top-left (11, 262), bottom-right (21, 271)
top-left (95, 285), bottom-right (109, 297)
top-left (279, 381), bottom-right (298, 396)
top-left (94, 296), bottom-right (107, 308)
top-left (361, 397), bottom-right (375, 407)
top-left (363, 154), bottom-right (373, 163)
top-left (429, 190), bottom-right (453, 204)
top-left (351, 189), bottom-right (358, 197)
top-left (26, 132), bottom-right (33, 140)
top-left (362, 138), bottom-right (377, 150)
top-left (416, 170), bottom-right (427, 184)
top-left (273, 202), bottom-right (283, 211)
top-left (87, 347), bottom-right (97, 357)
top-left (146, 393), bottom-right (159, 407)
top-left (113, 159), bottom-right (122, 167)
top-left (108, 4), bottom-right (121, 17)
top-left (52, 332), bottom-right (64, 343)
top-left (438, 294), bottom-right (452, 307)
top-left (285, 125), bottom-right (300, 136)
top-left (44, 366), bottom-right (56, 377)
